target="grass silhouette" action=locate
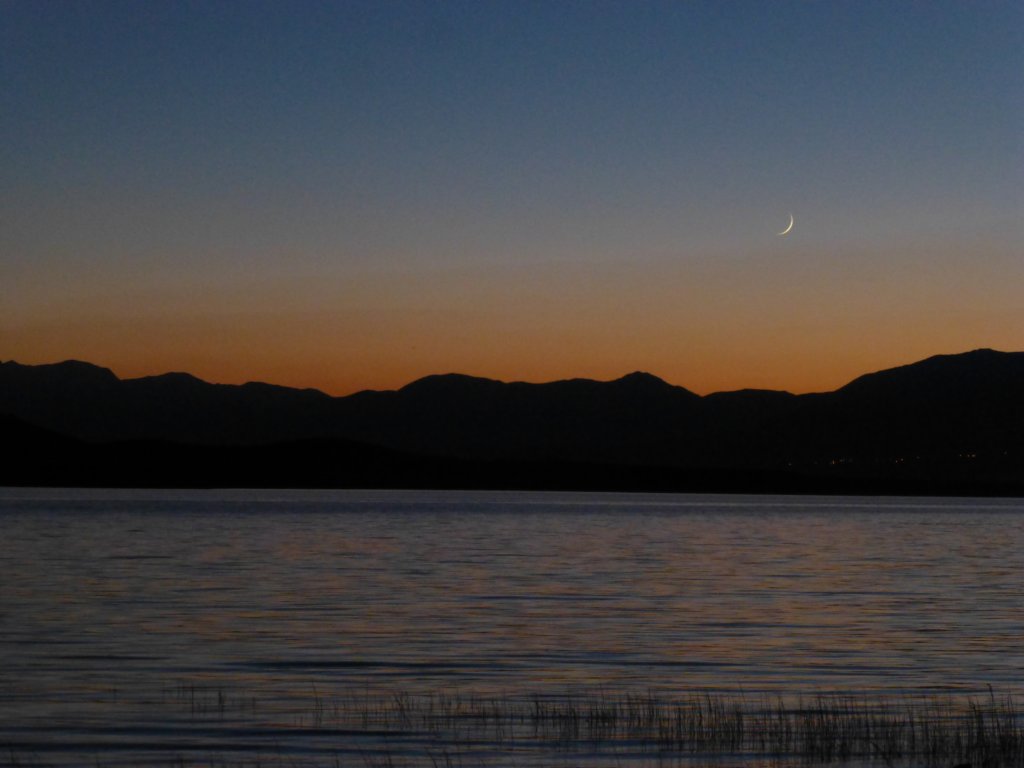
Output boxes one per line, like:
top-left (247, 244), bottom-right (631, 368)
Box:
top-left (7, 686), bottom-right (1022, 767)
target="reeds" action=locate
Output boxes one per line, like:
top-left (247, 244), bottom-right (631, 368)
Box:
top-left (14, 685), bottom-right (1020, 767)
top-left (320, 687), bottom-right (1024, 766)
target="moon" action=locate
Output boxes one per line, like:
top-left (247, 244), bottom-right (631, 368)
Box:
top-left (777, 213), bottom-right (794, 236)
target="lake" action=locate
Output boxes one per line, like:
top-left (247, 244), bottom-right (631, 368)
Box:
top-left (1, 489), bottom-right (1022, 767)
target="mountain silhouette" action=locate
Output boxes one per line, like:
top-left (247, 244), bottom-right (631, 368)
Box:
top-left (1, 349), bottom-right (1021, 493)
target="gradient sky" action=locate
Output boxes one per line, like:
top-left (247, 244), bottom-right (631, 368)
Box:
top-left (3, 0), bottom-right (1021, 395)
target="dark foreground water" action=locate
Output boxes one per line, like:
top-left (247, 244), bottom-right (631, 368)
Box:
top-left (1, 489), bottom-right (1021, 767)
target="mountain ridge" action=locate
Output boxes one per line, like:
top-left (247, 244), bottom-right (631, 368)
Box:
top-left (6, 346), bottom-right (1011, 401)
top-left (2, 349), bottom-right (1021, 493)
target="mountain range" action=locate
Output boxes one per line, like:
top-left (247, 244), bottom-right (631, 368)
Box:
top-left (2, 349), bottom-right (1022, 494)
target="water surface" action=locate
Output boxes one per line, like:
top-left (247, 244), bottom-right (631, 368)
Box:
top-left (1, 489), bottom-right (1021, 766)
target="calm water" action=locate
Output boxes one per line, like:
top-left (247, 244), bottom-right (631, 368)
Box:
top-left (1, 489), bottom-right (1022, 766)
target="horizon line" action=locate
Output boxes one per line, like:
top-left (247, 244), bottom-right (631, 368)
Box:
top-left (2, 347), bottom-right (1012, 400)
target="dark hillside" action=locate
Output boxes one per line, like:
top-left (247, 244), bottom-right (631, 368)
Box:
top-left (2, 350), bottom-right (1021, 492)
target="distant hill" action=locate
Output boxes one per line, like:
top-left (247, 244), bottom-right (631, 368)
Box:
top-left (1, 349), bottom-right (1022, 493)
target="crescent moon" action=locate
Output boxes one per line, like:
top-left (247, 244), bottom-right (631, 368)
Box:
top-left (777, 213), bottom-right (794, 236)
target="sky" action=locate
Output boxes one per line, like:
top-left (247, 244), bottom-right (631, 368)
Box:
top-left (2, 0), bottom-right (1021, 395)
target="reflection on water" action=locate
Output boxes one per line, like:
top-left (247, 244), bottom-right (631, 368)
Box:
top-left (0, 489), bottom-right (1021, 766)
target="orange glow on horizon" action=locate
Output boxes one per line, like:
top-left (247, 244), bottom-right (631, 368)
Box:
top-left (4, 234), bottom-right (1020, 397)
top-left (4, 333), bottom-right (1016, 399)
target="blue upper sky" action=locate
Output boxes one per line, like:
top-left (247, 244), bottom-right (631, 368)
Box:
top-left (2, 1), bottom-right (1021, 393)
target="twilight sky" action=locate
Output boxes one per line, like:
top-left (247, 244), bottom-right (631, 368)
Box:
top-left (3, 1), bottom-right (1021, 395)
